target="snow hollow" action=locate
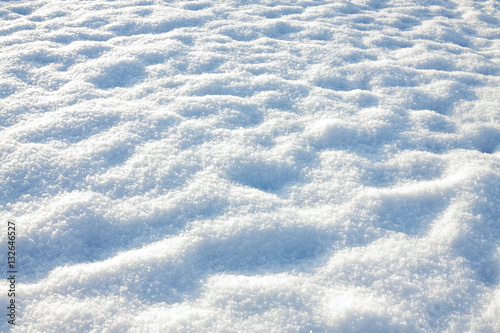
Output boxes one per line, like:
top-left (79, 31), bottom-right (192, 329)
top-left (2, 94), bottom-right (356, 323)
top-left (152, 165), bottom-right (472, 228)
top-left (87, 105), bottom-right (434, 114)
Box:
top-left (1, 0), bottom-right (499, 332)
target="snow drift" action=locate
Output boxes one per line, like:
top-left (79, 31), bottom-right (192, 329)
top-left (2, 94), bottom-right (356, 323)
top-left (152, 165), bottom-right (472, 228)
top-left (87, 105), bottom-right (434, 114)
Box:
top-left (0, 0), bottom-right (499, 331)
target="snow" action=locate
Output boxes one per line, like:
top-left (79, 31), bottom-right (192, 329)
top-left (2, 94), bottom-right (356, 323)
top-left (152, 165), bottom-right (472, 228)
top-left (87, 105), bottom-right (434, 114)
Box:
top-left (0, 0), bottom-right (499, 331)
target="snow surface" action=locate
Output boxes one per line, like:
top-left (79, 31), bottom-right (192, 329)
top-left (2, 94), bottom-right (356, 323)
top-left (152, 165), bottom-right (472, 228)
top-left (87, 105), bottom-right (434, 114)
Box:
top-left (1, 0), bottom-right (499, 331)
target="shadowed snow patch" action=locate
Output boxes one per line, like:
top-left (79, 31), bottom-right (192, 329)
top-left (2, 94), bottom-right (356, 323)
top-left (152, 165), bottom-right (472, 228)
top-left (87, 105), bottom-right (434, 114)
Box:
top-left (90, 59), bottom-right (147, 89)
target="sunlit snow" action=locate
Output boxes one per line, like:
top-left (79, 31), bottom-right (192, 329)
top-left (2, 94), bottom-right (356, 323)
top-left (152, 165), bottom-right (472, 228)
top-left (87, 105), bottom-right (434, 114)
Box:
top-left (1, 0), bottom-right (499, 331)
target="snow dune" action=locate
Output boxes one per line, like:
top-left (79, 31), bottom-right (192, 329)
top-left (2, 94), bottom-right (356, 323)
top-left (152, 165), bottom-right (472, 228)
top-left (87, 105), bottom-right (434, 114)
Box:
top-left (1, 0), bottom-right (499, 331)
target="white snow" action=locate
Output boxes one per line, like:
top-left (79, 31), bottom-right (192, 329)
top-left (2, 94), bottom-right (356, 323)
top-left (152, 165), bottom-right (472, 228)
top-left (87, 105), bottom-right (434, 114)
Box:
top-left (1, 0), bottom-right (499, 331)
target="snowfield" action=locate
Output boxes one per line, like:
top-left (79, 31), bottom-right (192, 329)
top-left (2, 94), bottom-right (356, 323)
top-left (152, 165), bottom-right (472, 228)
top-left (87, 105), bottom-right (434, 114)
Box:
top-left (1, 0), bottom-right (499, 331)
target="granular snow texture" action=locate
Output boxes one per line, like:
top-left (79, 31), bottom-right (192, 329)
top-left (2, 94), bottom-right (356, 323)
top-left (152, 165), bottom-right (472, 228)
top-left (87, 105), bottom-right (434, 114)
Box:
top-left (1, 0), bottom-right (499, 332)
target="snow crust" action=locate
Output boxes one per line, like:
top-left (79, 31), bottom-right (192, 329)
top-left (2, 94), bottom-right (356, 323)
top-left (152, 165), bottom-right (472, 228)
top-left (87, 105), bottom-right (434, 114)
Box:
top-left (1, 0), bottom-right (499, 331)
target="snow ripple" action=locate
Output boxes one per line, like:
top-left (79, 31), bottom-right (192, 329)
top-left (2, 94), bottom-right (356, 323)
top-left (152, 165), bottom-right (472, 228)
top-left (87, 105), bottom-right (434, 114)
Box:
top-left (1, 0), bottom-right (499, 331)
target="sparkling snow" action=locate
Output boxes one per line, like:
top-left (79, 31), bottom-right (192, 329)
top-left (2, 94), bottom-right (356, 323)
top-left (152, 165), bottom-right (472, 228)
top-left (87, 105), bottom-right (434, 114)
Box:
top-left (1, 0), bottom-right (499, 331)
